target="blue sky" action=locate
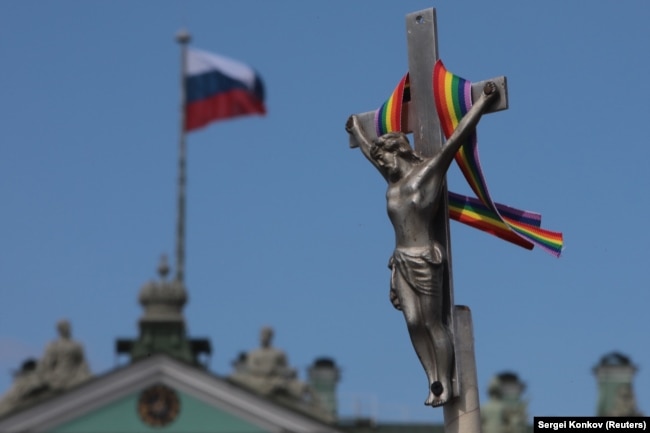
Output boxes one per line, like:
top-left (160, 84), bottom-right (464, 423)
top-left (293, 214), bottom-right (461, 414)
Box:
top-left (1, 0), bottom-right (649, 424)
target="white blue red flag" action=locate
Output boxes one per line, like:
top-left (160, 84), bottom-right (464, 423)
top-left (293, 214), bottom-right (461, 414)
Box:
top-left (184, 48), bottom-right (266, 131)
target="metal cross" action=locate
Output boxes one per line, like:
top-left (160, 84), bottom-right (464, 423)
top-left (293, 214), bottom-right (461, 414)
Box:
top-left (349, 7), bottom-right (508, 404)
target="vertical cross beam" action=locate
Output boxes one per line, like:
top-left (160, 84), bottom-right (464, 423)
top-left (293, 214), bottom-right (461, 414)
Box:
top-left (405, 9), bottom-right (443, 155)
top-left (404, 13), bottom-right (457, 390)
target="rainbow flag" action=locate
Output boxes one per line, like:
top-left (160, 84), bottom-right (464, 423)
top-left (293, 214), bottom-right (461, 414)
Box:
top-left (373, 61), bottom-right (563, 257)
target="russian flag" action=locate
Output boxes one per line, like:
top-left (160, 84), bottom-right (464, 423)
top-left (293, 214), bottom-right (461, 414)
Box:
top-left (184, 48), bottom-right (266, 131)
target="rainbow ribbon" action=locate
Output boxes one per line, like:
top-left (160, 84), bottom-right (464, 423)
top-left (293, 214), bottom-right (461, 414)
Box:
top-left (376, 74), bottom-right (410, 135)
top-left (374, 60), bottom-right (563, 257)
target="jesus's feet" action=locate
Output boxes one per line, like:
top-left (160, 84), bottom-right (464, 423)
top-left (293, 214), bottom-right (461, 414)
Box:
top-left (425, 380), bottom-right (450, 407)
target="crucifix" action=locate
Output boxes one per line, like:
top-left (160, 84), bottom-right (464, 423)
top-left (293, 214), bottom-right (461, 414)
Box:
top-left (346, 7), bottom-right (508, 425)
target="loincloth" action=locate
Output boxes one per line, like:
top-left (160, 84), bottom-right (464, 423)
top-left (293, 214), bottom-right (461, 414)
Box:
top-left (388, 244), bottom-right (445, 296)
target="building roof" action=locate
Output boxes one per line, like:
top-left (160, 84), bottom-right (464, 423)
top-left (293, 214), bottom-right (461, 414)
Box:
top-left (0, 353), bottom-right (346, 433)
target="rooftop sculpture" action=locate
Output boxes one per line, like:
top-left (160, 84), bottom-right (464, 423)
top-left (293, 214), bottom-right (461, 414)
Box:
top-left (0, 320), bottom-right (91, 417)
top-left (230, 326), bottom-right (310, 400)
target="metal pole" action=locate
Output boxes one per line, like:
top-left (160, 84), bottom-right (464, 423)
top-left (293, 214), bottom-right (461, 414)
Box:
top-left (175, 29), bottom-right (191, 282)
top-left (444, 306), bottom-right (482, 433)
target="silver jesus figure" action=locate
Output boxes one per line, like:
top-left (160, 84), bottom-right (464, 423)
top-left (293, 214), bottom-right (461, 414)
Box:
top-left (346, 82), bottom-right (498, 407)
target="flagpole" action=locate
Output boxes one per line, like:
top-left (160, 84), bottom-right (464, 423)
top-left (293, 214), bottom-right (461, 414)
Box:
top-left (175, 29), bottom-right (191, 282)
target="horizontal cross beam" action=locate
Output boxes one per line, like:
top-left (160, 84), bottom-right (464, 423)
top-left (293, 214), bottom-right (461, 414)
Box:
top-left (349, 78), bottom-right (508, 149)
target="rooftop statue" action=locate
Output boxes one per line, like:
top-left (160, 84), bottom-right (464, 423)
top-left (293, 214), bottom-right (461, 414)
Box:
top-left (0, 320), bottom-right (91, 417)
top-left (230, 327), bottom-right (310, 400)
top-left (38, 319), bottom-right (91, 391)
